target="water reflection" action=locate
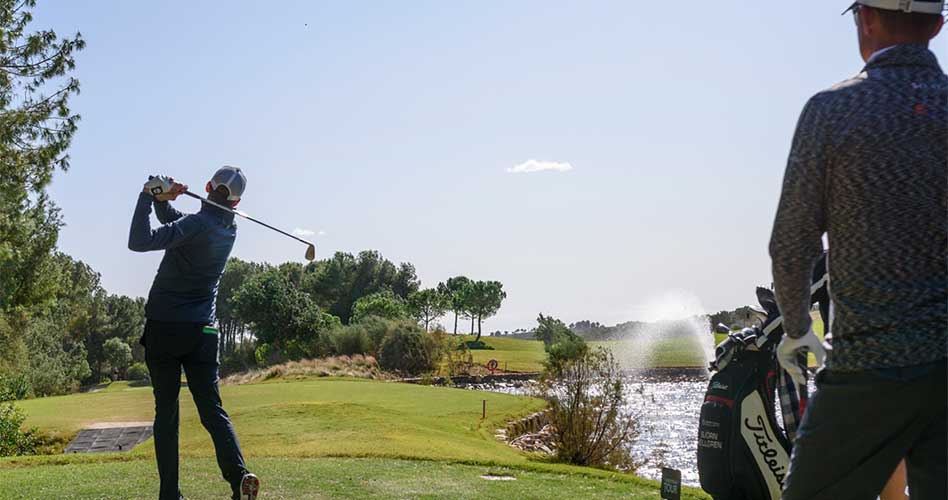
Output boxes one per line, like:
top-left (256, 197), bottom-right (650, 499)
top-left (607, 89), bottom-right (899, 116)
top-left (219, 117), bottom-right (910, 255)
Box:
top-left (475, 374), bottom-right (815, 487)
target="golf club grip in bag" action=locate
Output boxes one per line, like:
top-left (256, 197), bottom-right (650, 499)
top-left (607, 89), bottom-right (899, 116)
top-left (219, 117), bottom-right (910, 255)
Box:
top-left (698, 352), bottom-right (791, 500)
top-left (698, 253), bottom-right (829, 500)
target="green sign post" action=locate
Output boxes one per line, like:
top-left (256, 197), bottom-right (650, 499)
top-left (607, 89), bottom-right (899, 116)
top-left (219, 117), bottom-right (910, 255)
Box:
top-left (661, 467), bottom-right (681, 500)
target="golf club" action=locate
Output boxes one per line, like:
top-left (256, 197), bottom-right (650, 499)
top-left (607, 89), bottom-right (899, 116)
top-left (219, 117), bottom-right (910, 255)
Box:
top-left (181, 190), bottom-right (316, 261)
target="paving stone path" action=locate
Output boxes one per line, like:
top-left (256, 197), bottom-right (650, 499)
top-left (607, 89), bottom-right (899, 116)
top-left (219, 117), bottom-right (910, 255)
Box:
top-left (64, 422), bottom-right (153, 454)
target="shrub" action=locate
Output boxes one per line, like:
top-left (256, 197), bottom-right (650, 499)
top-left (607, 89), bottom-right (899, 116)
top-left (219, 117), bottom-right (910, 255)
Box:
top-left (0, 402), bottom-right (36, 457)
top-left (378, 326), bottom-right (436, 375)
top-left (545, 337), bottom-right (589, 375)
top-left (424, 328), bottom-right (451, 366)
top-left (220, 345), bottom-right (258, 377)
top-left (127, 363), bottom-right (149, 382)
top-left (355, 316), bottom-right (396, 355)
top-left (329, 326), bottom-right (373, 356)
top-left (254, 343), bottom-right (279, 366)
top-left (0, 374), bottom-right (30, 401)
top-left (461, 340), bottom-right (494, 350)
top-left (541, 347), bottom-right (639, 470)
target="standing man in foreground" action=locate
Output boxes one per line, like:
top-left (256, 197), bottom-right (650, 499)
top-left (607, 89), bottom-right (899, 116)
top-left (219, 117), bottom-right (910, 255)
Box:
top-left (129, 167), bottom-right (260, 500)
top-left (769, 1), bottom-right (946, 499)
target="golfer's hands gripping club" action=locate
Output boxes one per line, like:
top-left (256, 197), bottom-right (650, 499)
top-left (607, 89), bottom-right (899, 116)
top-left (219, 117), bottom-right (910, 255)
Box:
top-left (144, 175), bottom-right (188, 202)
top-left (777, 329), bottom-right (827, 386)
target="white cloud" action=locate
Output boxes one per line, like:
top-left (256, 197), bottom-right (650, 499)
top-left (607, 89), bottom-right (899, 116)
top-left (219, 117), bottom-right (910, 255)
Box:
top-left (292, 228), bottom-right (316, 237)
top-left (507, 159), bottom-right (574, 174)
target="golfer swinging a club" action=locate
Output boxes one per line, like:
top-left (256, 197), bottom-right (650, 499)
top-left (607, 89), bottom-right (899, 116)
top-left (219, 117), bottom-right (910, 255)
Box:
top-left (129, 166), bottom-right (260, 500)
top-left (770, 1), bottom-right (946, 498)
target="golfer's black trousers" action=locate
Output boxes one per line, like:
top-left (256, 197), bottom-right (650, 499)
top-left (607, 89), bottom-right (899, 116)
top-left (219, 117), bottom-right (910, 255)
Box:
top-left (782, 359), bottom-right (947, 500)
top-left (144, 320), bottom-right (247, 500)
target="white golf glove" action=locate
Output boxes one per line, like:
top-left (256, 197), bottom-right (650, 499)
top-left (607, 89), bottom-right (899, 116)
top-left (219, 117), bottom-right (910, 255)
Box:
top-left (777, 329), bottom-right (827, 387)
top-left (144, 175), bottom-right (174, 196)
top-left (144, 175), bottom-right (187, 201)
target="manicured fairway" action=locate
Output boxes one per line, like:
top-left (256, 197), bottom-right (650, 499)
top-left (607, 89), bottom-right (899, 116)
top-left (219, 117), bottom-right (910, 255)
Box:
top-left (461, 335), bottom-right (716, 372)
top-left (457, 335), bottom-right (547, 373)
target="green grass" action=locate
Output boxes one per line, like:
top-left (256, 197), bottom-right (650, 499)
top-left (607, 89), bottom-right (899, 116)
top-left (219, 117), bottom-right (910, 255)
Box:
top-left (591, 338), bottom-right (712, 368)
top-left (17, 378), bottom-right (542, 463)
top-left (0, 457), bottom-right (707, 499)
top-left (457, 335), bottom-right (547, 373)
top-left (461, 335), bottom-right (716, 372)
top-left (7, 377), bottom-right (710, 499)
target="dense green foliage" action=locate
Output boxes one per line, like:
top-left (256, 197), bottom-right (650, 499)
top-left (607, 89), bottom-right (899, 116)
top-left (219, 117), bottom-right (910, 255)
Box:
top-left (378, 324), bottom-right (437, 375)
top-left (534, 314), bottom-right (588, 374)
top-left (126, 362), bottom-right (149, 383)
top-left (103, 338), bottom-right (132, 380)
top-left (407, 288), bottom-right (448, 332)
top-left (0, 401), bottom-right (35, 457)
top-left (230, 268), bottom-right (333, 349)
top-left (461, 280), bottom-right (506, 342)
top-left (0, 373), bottom-right (36, 457)
top-left (438, 276), bottom-right (471, 334)
top-left (301, 251), bottom-right (419, 324)
top-left (350, 290), bottom-right (409, 323)
top-left (213, 256), bottom-right (507, 372)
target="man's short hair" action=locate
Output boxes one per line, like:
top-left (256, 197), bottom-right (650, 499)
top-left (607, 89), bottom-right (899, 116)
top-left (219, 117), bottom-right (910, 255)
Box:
top-left (872, 7), bottom-right (943, 36)
top-left (208, 185), bottom-right (232, 204)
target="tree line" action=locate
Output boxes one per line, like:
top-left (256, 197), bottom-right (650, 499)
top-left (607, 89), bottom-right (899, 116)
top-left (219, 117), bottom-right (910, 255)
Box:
top-left (215, 253), bottom-right (506, 369)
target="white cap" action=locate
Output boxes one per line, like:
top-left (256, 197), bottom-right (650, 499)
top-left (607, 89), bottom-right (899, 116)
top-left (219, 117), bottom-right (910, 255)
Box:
top-left (210, 166), bottom-right (247, 201)
top-left (845, 0), bottom-right (945, 14)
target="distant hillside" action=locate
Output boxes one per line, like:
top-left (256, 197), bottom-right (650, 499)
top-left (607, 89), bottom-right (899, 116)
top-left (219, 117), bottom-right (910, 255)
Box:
top-left (487, 304), bottom-right (769, 343)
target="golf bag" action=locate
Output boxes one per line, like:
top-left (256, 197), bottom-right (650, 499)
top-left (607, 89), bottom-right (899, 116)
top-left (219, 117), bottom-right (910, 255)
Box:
top-left (697, 255), bottom-right (829, 500)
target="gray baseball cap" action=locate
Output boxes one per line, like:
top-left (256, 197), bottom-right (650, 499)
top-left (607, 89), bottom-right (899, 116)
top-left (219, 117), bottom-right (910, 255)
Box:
top-left (210, 166), bottom-right (247, 201)
top-left (844, 0), bottom-right (945, 14)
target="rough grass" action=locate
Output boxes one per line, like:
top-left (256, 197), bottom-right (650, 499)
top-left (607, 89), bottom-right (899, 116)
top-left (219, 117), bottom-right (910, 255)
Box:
top-left (222, 355), bottom-right (384, 385)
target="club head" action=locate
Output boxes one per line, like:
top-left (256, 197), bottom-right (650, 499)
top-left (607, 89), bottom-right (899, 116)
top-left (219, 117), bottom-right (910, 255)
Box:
top-left (305, 244), bottom-right (316, 261)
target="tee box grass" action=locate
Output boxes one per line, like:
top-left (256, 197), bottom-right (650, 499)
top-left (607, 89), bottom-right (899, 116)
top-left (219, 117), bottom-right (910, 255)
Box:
top-left (4, 377), bottom-right (711, 499)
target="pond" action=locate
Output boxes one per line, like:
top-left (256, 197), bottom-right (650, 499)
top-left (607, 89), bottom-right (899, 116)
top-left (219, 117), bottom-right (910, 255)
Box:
top-left (470, 371), bottom-right (815, 487)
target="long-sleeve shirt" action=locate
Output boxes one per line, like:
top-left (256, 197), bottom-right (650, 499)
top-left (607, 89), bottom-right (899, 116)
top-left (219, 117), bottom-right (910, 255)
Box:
top-left (128, 192), bottom-right (237, 324)
top-left (769, 44), bottom-right (947, 372)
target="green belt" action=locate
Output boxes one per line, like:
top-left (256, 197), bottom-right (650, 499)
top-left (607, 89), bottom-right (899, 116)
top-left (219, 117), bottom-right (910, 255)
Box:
top-left (203, 326), bottom-right (219, 335)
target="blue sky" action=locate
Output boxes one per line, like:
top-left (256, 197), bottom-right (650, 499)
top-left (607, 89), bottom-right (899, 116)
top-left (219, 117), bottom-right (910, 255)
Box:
top-left (35, 2), bottom-right (946, 330)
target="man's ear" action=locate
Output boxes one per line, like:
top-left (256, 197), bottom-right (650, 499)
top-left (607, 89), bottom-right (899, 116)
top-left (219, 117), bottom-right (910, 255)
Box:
top-left (206, 181), bottom-right (212, 194)
top-left (930, 15), bottom-right (944, 40)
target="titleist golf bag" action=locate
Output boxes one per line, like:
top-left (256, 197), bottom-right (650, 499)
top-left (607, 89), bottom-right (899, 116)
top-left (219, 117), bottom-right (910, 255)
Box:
top-left (697, 256), bottom-right (829, 500)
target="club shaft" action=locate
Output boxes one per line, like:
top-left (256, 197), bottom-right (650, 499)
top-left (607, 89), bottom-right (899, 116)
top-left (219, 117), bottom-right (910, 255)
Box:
top-left (182, 191), bottom-right (314, 247)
